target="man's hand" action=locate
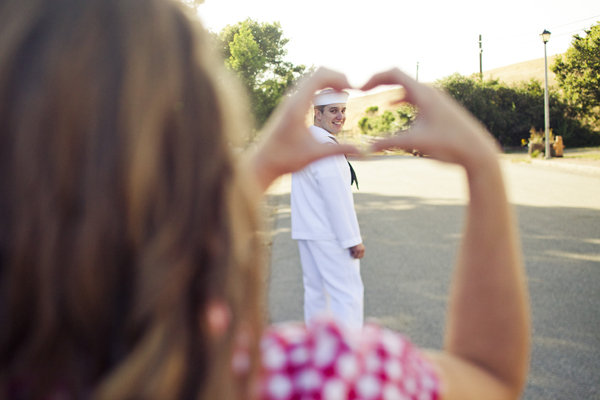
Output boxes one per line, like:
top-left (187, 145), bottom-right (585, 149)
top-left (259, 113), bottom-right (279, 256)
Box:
top-left (349, 243), bottom-right (365, 259)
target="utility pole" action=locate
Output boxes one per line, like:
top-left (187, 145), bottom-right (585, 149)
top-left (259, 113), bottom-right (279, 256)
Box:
top-left (416, 61), bottom-right (419, 82)
top-left (479, 34), bottom-right (483, 80)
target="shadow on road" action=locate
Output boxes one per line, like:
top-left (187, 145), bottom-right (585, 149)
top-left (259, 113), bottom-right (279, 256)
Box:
top-left (265, 191), bottom-right (600, 400)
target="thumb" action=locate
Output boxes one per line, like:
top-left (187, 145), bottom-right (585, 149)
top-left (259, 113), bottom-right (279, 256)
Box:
top-left (370, 133), bottom-right (417, 153)
top-left (316, 143), bottom-right (361, 160)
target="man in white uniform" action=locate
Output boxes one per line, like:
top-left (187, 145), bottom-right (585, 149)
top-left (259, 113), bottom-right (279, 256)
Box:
top-left (291, 89), bottom-right (365, 331)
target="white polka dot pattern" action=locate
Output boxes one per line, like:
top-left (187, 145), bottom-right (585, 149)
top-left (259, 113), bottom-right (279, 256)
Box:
top-left (259, 318), bottom-right (439, 400)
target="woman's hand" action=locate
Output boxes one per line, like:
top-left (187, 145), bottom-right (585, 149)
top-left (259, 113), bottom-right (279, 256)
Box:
top-left (249, 68), bottom-right (360, 191)
top-left (362, 68), bottom-right (500, 173)
top-left (362, 69), bottom-right (529, 400)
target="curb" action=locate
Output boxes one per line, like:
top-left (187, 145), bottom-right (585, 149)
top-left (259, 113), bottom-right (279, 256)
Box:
top-left (529, 158), bottom-right (600, 176)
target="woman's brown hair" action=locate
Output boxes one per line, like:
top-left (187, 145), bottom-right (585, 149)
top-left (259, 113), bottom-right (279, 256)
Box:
top-left (0, 0), bottom-right (264, 398)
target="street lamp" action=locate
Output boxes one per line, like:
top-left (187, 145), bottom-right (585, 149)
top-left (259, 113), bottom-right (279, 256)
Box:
top-left (540, 29), bottom-right (551, 159)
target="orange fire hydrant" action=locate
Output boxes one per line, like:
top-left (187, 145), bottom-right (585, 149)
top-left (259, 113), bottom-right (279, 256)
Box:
top-left (553, 136), bottom-right (564, 157)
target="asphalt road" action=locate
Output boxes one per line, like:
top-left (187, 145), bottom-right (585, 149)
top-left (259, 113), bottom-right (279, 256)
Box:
top-left (265, 155), bottom-right (600, 400)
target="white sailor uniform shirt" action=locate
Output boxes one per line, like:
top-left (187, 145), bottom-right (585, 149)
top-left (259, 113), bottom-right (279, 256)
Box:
top-left (291, 125), bottom-right (361, 249)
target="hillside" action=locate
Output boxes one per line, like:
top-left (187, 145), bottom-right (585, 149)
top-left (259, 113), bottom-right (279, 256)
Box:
top-left (482, 54), bottom-right (559, 86)
top-left (333, 55), bottom-right (562, 135)
top-left (345, 87), bottom-right (406, 137)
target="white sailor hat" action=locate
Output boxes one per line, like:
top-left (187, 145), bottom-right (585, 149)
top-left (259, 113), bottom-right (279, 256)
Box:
top-left (312, 88), bottom-right (349, 106)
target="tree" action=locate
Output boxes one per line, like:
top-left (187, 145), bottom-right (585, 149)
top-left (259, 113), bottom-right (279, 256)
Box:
top-left (225, 25), bottom-right (264, 90)
top-left (357, 105), bottom-right (416, 136)
top-left (552, 23), bottom-right (600, 128)
top-left (436, 74), bottom-right (597, 147)
top-left (215, 19), bottom-right (307, 127)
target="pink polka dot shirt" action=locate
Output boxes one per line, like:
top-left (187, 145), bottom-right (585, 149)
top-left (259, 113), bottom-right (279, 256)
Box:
top-left (258, 317), bottom-right (440, 400)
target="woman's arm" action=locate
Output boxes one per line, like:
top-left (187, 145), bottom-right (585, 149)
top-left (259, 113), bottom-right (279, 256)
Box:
top-left (365, 69), bottom-right (530, 400)
top-left (429, 159), bottom-right (529, 400)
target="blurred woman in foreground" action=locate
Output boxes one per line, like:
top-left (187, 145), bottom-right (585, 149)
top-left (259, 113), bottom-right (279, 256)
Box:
top-left (0, 0), bottom-right (529, 399)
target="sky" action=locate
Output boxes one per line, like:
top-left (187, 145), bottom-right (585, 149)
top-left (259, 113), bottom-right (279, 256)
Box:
top-left (196, 0), bottom-right (600, 86)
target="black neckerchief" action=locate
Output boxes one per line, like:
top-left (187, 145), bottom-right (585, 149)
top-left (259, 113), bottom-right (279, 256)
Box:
top-left (328, 135), bottom-right (359, 190)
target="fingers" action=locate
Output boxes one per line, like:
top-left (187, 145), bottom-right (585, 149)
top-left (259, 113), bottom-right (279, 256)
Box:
top-left (360, 68), bottom-right (404, 91)
top-left (369, 129), bottom-right (430, 155)
top-left (267, 67), bottom-right (352, 126)
top-left (332, 144), bottom-right (363, 157)
top-left (360, 68), bottom-right (433, 110)
top-left (312, 143), bottom-right (362, 163)
top-left (291, 67), bottom-right (352, 112)
top-left (369, 133), bottom-right (413, 153)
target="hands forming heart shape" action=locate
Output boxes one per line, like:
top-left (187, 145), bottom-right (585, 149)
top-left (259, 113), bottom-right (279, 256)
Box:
top-left (251, 67), bottom-right (502, 191)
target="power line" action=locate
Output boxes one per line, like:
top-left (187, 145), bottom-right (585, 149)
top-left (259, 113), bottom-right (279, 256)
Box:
top-left (482, 14), bottom-right (599, 43)
top-left (551, 28), bottom-right (592, 38)
top-left (548, 14), bottom-right (600, 30)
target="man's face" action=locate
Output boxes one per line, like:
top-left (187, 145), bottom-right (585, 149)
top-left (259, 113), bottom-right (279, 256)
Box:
top-left (315, 103), bottom-right (346, 134)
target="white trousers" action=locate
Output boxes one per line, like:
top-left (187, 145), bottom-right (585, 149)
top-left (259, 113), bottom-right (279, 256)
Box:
top-left (297, 240), bottom-right (364, 331)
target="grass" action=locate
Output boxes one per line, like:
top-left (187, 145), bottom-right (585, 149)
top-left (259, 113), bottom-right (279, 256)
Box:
top-left (501, 146), bottom-right (600, 164)
top-left (563, 147), bottom-right (600, 160)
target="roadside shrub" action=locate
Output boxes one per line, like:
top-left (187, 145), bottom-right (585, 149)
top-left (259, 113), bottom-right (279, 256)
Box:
top-left (358, 104), bottom-right (417, 136)
top-left (435, 74), bottom-right (599, 148)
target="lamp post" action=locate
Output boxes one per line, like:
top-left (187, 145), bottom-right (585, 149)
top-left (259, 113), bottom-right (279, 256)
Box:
top-left (540, 29), bottom-right (551, 159)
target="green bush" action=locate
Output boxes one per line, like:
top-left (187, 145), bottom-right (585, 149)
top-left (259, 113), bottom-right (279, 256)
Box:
top-left (435, 74), bottom-right (599, 148)
top-left (358, 104), bottom-right (417, 136)
top-left (365, 106), bottom-right (379, 114)
top-left (552, 23), bottom-right (600, 129)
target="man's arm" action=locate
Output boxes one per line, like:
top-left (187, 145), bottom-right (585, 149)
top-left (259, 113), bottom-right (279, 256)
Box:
top-left (313, 155), bottom-right (363, 250)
